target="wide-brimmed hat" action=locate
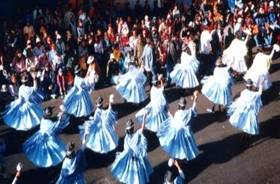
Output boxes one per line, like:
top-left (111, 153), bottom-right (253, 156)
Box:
top-left (87, 56), bottom-right (95, 64)
top-left (1, 84), bottom-right (8, 93)
top-left (96, 96), bottom-right (104, 107)
top-left (126, 120), bottom-right (134, 130)
top-left (178, 97), bottom-right (187, 107)
top-left (74, 65), bottom-right (81, 74)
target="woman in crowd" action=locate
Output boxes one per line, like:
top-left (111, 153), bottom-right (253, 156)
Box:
top-left (135, 74), bottom-right (169, 132)
top-left (116, 62), bottom-right (147, 104)
top-left (63, 65), bottom-right (93, 117)
top-left (228, 79), bottom-right (263, 137)
top-left (201, 57), bottom-right (233, 112)
top-left (3, 73), bottom-right (43, 131)
top-left (80, 94), bottom-right (118, 154)
top-left (85, 55), bottom-right (100, 91)
top-left (157, 91), bottom-right (199, 161)
top-left (23, 107), bottom-right (67, 167)
top-left (111, 118), bottom-right (153, 184)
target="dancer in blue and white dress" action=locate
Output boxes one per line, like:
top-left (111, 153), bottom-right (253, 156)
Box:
top-left (222, 30), bottom-right (251, 75)
top-left (2, 74), bottom-right (43, 131)
top-left (116, 62), bottom-right (147, 103)
top-left (228, 79), bottom-right (263, 136)
top-left (56, 142), bottom-right (86, 184)
top-left (201, 58), bottom-right (233, 112)
top-left (80, 94), bottom-right (118, 154)
top-left (63, 65), bottom-right (94, 117)
top-left (157, 92), bottom-right (199, 160)
top-left (23, 107), bottom-right (68, 167)
top-left (111, 119), bottom-right (153, 184)
top-left (135, 74), bottom-right (169, 132)
top-left (244, 44), bottom-right (280, 91)
top-left (170, 44), bottom-right (199, 89)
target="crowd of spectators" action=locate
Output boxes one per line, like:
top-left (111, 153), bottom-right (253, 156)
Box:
top-left (0, 0), bottom-right (279, 106)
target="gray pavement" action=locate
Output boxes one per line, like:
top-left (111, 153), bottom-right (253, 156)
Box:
top-left (1, 57), bottom-right (280, 184)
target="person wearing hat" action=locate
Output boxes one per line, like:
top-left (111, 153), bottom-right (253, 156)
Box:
top-left (201, 57), bottom-right (233, 112)
top-left (116, 62), bottom-right (147, 103)
top-left (2, 73), bottom-right (44, 131)
top-left (221, 27), bottom-right (251, 76)
top-left (227, 79), bottom-right (264, 138)
top-left (79, 94), bottom-right (118, 154)
top-left (63, 65), bottom-right (94, 117)
top-left (135, 74), bottom-right (169, 132)
top-left (85, 55), bottom-right (100, 90)
top-left (111, 115), bottom-right (153, 184)
top-left (157, 91), bottom-right (199, 161)
top-left (244, 44), bottom-right (280, 91)
top-left (23, 107), bottom-right (67, 167)
top-left (170, 42), bottom-right (199, 89)
top-left (55, 141), bottom-right (86, 184)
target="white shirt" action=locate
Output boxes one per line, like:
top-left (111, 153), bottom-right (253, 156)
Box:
top-left (200, 30), bottom-right (212, 54)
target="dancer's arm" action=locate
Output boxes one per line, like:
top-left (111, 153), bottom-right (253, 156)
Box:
top-left (12, 162), bottom-right (23, 184)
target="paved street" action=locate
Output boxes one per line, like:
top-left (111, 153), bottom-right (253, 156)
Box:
top-left (1, 55), bottom-right (280, 184)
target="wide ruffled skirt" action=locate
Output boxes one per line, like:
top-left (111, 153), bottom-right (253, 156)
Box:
top-left (64, 87), bottom-right (93, 117)
top-left (170, 63), bottom-right (199, 89)
top-left (201, 76), bottom-right (232, 106)
top-left (223, 55), bottom-right (247, 73)
top-left (228, 97), bottom-right (262, 135)
top-left (3, 99), bottom-right (43, 131)
top-left (23, 132), bottom-right (66, 167)
top-left (157, 121), bottom-right (199, 160)
top-left (111, 150), bottom-right (153, 184)
top-left (79, 122), bottom-right (118, 154)
top-left (116, 79), bottom-right (147, 103)
top-left (135, 105), bottom-right (169, 132)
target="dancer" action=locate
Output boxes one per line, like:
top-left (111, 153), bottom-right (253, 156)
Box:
top-left (63, 65), bottom-right (94, 117)
top-left (111, 118), bottom-right (153, 184)
top-left (80, 94), bottom-right (118, 154)
top-left (244, 44), bottom-right (280, 90)
top-left (201, 57), bottom-right (233, 112)
top-left (157, 91), bottom-right (199, 161)
top-left (170, 44), bottom-right (199, 89)
top-left (56, 142), bottom-right (86, 184)
top-left (85, 55), bottom-right (100, 91)
top-left (228, 79), bottom-right (263, 137)
top-left (135, 74), bottom-right (169, 132)
top-left (2, 73), bottom-right (43, 131)
top-left (116, 62), bottom-right (147, 103)
top-left (222, 30), bottom-right (251, 76)
top-left (23, 107), bottom-right (66, 167)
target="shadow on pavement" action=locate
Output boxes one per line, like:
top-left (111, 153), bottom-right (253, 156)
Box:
top-left (185, 115), bottom-right (280, 182)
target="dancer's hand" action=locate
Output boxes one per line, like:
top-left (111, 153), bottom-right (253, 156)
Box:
top-left (193, 90), bottom-right (199, 101)
top-left (109, 94), bottom-right (115, 104)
